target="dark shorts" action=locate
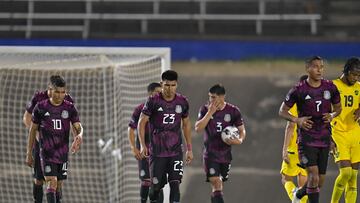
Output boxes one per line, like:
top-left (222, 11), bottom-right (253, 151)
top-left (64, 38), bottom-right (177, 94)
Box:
top-left (150, 154), bottom-right (183, 189)
top-left (138, 157), bottom-right (150, 180)
top-left (203, 158), bottom-right (231, 182)
top-left (42, 161), bottom-right (68, 180)
top-left (32, 142), bottom-right (45, 180)
top-left (298, 144), bottom-right (329, 175)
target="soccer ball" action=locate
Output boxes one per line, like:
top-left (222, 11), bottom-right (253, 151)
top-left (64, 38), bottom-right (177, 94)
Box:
top-left (221, 126), bottom-right (239, 143)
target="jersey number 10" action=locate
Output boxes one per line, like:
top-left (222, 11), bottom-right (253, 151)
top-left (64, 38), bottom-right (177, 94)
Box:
top-left (52, 119), bottom-right (62, 130)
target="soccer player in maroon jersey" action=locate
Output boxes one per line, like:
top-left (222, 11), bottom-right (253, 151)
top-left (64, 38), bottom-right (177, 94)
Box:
top-left (195, 84), bottom-right (246, 203)
top-left (25, 76), bottom-right (83, 203)
top-left (23, 75), bottom-right (74, 203)
top-left (279, 56), bottom-right (342, 203)
top-left (128, 82), bottom-right (163, 203)
top-left (138, 70), bottom-right (193, 203)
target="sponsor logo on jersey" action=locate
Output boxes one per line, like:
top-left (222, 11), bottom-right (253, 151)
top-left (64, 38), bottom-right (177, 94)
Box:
top-left (44, 112), bottom-right (50, 116)
top-left (323, 90), bottom-right (331, 100)
top-left (61, 110), bottom-right (69, 119)
top-left (224, 114), bottom-right (231, 122)
top-left (175, 105), bottom-right (182, 113)
top-left (157, 107), bottom-right (163, 112)
top-left (355, 90), bottom-right (359, 95)
top-left (305, 95), bottom-right (312, 100)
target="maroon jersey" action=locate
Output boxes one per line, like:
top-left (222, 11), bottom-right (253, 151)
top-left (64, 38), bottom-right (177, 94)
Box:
top-left (284, 79), bottom-right (340, 147)
top-left (142, 93), bottom-right (189, 157)
top-left (32, 99), bottom-right (80, 164)
top-left (198, 103), bottom-right (243, 163)
top-left (128, 103), bottom-right (151, 149)
top-left (26, 90), bottom-right (74, 113)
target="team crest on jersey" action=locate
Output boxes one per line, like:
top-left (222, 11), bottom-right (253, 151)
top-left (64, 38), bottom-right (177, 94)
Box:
top-left (355, 90), bottom-right (359, 95)
top-left (61, 110), bottom-right (69, 119)
top-left (175, 105), bottom-right (182, 113)
top-left (323, 90), bottom-right (331, 100)
top-left (224, 114), bottom-right (231, 122)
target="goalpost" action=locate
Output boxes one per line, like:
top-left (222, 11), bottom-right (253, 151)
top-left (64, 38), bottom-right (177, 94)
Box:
top-left (0, 46), bottom-right (170, 203)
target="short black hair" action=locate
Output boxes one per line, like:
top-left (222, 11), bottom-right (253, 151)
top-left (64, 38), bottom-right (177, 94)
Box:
top-left (50, 75), bottom-right (66, 88)
top-left (343, 57), bottom-right (360, 75)
top-left (305, 56), bottom-right (323, 67)
top-left (147, 82), bottom-right (161, 93)
top-left (299, 75), bottom-right (308, 81)
top-left (161, 70), bottom-right (178, 81)
top-left (209, 84), bottom-right (226, 95)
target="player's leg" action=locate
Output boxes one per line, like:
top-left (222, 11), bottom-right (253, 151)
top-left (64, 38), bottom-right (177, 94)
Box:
top-left (149, 157), bottom-right (167, 203)
top-left (43, 162), bottom-right (59, 203)
top-left (331, 131), bottom-right (352, 203)
top-left (296, 145), bottom-right (323, 203)
top-left (280, 154), bottom-right (299, 201)
top-left (33, 142), bottom-right (44, 203)
top-left (345, 163), bottom-right (358, 203)
top-left (139, 158), bottom-right (151, 203)
top-left (168, 154), bottom-right (183, 203)
top-left (56, 162), bottom-right (68, 203)
top-left (297, 173), bottom-right (308, 203)
top-left (204, 158), bottom-right (224, 203)
top-left (344, 129), bottom-right (360, 203)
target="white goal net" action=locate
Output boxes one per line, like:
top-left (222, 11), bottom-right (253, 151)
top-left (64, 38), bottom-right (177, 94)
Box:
top-left (0, 46), bottom-right (170, 203)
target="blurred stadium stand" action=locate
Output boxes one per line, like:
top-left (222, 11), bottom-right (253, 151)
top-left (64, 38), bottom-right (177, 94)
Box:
top-left (0, 0), bottom-right (327, 39)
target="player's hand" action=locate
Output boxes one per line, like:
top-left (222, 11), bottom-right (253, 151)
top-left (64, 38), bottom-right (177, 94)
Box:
top-left (185, 150), bottom-right (193, 165)
top-left (25, 153), bottom-right (33, 168)
top-left (282, 150), bottom-right (290, 164)
top-left (140, 145), bottom-right (148, 158)
top-left (208, 100), bottom-right (221, 115)
top-left (322, 113), bottom-right (334, 123)
top-left (296, 116), bottom-right (313, 130)
top-left (354, 108), bottom-right (360, 124)
top-left (224, 137), bottom-right (242, 145)
top-left (71, 135), bottom-right (82, 154)
top-left (330, 140), bottom-right (337, 157)
top-left (131, 147), bottom-right (142, 160)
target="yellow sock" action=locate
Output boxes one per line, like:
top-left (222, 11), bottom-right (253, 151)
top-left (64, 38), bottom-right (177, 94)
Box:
top-left (345, 169), bottom-right (358, 203)
top-left (331, 167), bottom-right (352, 203)
top-left (300, 195), bottom-right (308, 203)
top-left (284, 181), bottom-right (296, 200)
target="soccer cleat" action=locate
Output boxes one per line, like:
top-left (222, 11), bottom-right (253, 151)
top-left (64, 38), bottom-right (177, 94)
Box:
top-left (292, 188), bottom-right (301, 203)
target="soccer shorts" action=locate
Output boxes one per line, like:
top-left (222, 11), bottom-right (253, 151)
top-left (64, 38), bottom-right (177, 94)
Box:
top-left (150, 154), bottom-right (183, 189)
top-left (138, 157), bottom-right (150, 180)
top-left (203, 158), bottom-right (231, 182)
top-left (332, 128), bottom-right (360, 163)
top-left (298, 144), bottom-right (329, 175)
top-left (280, 151), bottom-right (307, 177)
top-left (43, 161), bottom-right (68, 180)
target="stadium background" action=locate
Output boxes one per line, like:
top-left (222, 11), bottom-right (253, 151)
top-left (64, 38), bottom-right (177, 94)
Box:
top-left (1, 0), bottom-right (360, 202)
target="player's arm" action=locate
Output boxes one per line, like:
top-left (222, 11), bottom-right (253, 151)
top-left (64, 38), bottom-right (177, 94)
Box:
top-left (182, 116), bottom-right (193, 164)
top-left (128, 127), bottom-right (141, 160)
top-left (23, 111), bottom-right (32, 128)
top-left (279, 102), bottom-right (312, 130)
top-left (25, 122), bottom-right (39, 167)
top-left (195, 101), bottom-right (219, 133)
top-left (70, 122), bottom-right (83, 154)
top-left (282, 121), bottom-right (295, 164)
top-left (138, 113), bottom-right (149, 158)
